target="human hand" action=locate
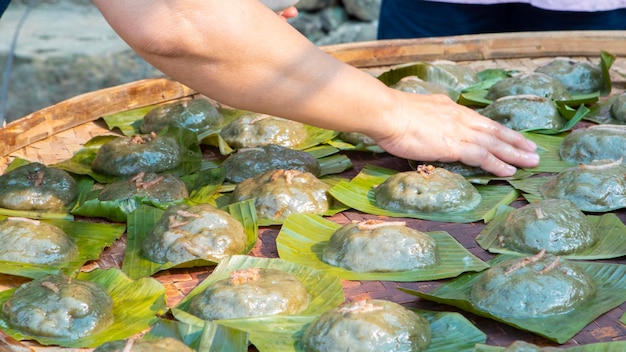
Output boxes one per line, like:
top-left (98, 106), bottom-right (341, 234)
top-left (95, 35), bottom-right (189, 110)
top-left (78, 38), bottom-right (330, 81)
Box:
top-left (372, 92), bottom-right (540, 177)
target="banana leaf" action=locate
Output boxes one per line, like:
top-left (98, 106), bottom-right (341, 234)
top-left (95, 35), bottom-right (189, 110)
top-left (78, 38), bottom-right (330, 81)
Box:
top-left (71, 168), bottom-right (226, 223)
top-left (54, 126), bottom-right (203, 184)
top-left (476, 205), bottom-right (626, 260)
top-left (475, 341), bottom-right (626, 352)
top-left (328, 164), bottom-right (520, 223)
top-left (172, 255), bottom-right (345, 344)
top-left (525, 104), bottom-right (589, 135)
top-left (145, 318), bottom-right (249, 352)
top-left (583, 94), bottom-right (625, 125)
top-left (376, 61), bottom-right (468, 101)
top-left (201, 117), bottom-right (340, 156)
top-left (325, 137), bottom-right (385, 153)
top-left (520, 132), bottom-right (576, 173)
top-left (600, 50), bottom-right (617, 97)
top-left (217, 309), bottom-right (486, 352)
top-left (401, 255), bottom-right (626, 344)
top-left (507, 175), bottom-right (549, 197)
top-left (122, 200), bottom-right (258, 280)
top-left (212, 176), bottom-right (350, 227)
top-left (0, 268), bottom-right (167, 348)
top-left (102, 105), bottom-right (154, 136)
top-left (276, 213), bottom-right (488, 281)
top-left (0, 215), bottom-right (125, 278)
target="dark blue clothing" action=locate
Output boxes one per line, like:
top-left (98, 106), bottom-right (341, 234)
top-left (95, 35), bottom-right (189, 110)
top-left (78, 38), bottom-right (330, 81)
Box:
top-left (0, 0), bottom-right (10, 19)
top-left (378, 0), bottom-right (626, 39)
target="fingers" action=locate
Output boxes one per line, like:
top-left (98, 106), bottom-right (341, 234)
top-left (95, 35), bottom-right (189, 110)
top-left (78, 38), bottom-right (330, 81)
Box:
top-left (449, 126), bottom-right (539, 176)
top-left (278, 6), bottom-right (298, 19)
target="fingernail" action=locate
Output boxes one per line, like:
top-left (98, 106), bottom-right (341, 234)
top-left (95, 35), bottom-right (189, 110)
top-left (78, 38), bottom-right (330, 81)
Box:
top-left (504, 165), bottom-right (517, 175)
top-left (527, 152), bottom-right (540, 164)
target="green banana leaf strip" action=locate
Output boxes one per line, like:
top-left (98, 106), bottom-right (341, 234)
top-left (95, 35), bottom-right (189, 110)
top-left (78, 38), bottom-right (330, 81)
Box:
top-left (217, 309), bottom-right (486, 352)
top-left (0, 268), bottom-right (166, 348)
top-left (325, 138), bottom-right (386, 153)
top-left (401, 255), bottom-right (626, 344)
top-left (457, 89), bottom-right (491, 107)
top-left (317, 154), bottom-right (353, 176)
top-left (145, 318), bottom-right (249, 352)
top-left (600, 50), bottom-right (616, 97)
top-left (524, 105), bottom-right (589, 135)
top-left (0, 208), bottom-right (74, 220)
top-left (376, 62), bottom-right (463, 101)
top-left (476, 205), bottom-right (626, 260)
top-left (475, 341), bottom-right (626, 352)
top-left (276, 213), bottom-right (488, 281)
top-left (583, 94), bottom-right (624, 124)
top-left (122, 200), bottom-right (258, 279)
top-left (457, 68), bottom-right (513, 107)
top-left (54, 126), bottom-right (203, 184)
top-left (520, 132), bottom-right (576, 173)
top-left (102, 105), bottom-right (154, 136)
top-left (507, 175), bottom-right (550, 196)
top-left (172, 255), bottom-right (345, 336)
top-left (0, 215), bottom-right (125, 278)
top-left (328, 164), bottom-right (519, 223)
top-left (1, 157), bottom-right (30, 172)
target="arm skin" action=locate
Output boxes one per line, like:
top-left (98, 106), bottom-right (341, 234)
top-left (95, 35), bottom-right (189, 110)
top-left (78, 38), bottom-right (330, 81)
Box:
top-left (93, 0), bottom-right (539, 176)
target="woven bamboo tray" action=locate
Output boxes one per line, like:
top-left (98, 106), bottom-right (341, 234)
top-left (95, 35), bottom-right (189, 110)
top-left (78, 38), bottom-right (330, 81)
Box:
top-left (1, 31), bottom-right (626, 351)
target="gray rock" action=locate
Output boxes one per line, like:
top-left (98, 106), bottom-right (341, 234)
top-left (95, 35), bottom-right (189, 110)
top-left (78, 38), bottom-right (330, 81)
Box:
top-left (342, 0), bottom-right (381, 21)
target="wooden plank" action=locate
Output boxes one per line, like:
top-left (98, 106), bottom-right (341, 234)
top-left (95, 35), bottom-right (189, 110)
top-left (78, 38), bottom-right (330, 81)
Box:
top-left (322, 30), bottom-right (626, 67)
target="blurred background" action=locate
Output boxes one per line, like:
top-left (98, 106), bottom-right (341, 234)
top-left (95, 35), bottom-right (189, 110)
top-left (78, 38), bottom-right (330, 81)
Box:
top-left (0, 0), bottom-right (380, 124)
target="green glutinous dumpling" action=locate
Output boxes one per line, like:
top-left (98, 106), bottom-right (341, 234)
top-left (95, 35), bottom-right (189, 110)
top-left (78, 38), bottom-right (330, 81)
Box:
top-left (480, 94), bottom-right (567, 131)
top-left (559, 125), bottom-right (626, 165)
top-left (140, 99), bottom-right (223, 134)
top-left (142, 203), bottom-right (247, 265)
top-left (300, 299), bottom-right (431, 352)
top-left (231, 169), bottom-right (332, 220)
top-left (91, 133), bottom-right (182, 176)
top-left (322, 220), bottom-right (438, 272)
top-left (222, 144), bottom-right (320, 183)
top-left (485, 72), bottom-right (572, 101)
top-left (219, 113), bottom-right (308, 149)
top-left (0, 217), bottom-right (78, 265)
top-left (497, 199), bottom-right (598, 255)
top-left (470, 251), bottom-right (596, 318)
top-left (534, 58), bottom-right (603, 94)
top-left (2, 274), bottom-right (114, 339)
top-left (540, 160), bottom-right (626, 212)
top-left (375, 165), bottom-right (481, 213)
top-left (188, 268), bottom-right (310, 320)
top-left (98, 172), bottom-right (189, 203)
top-left (0, 162), bottom-right (78, 211)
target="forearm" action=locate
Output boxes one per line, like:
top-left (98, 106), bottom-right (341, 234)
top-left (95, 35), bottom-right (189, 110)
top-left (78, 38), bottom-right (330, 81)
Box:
top-left (93, 0), bottom-right (396, 138)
